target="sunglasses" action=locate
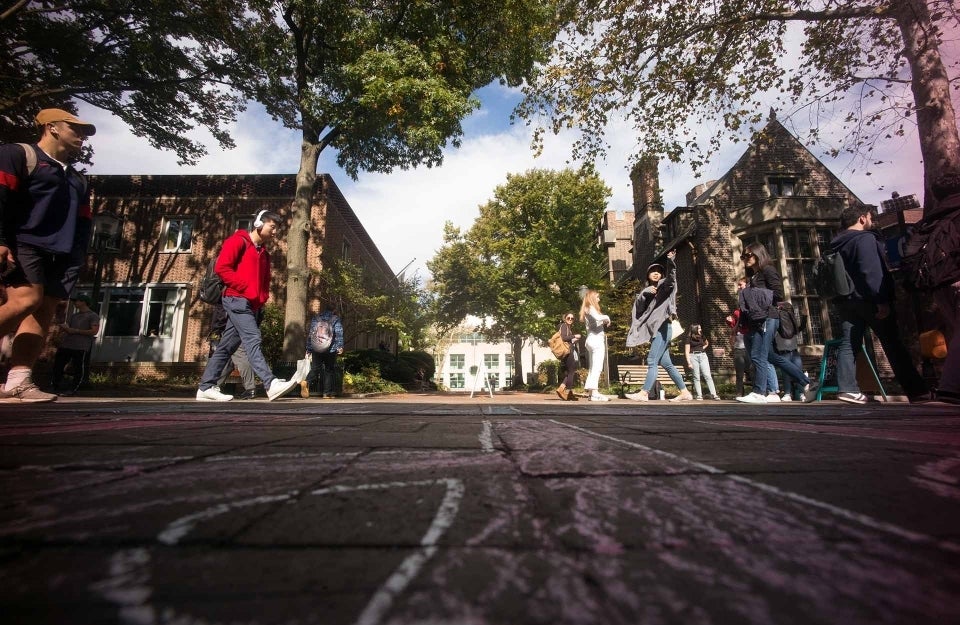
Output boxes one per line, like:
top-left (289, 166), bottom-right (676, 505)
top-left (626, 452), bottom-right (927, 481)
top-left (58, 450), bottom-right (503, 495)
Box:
top-left (564, 316), bottom-right (574, 320)
top-left (740, 253), bottom-right (754, 260)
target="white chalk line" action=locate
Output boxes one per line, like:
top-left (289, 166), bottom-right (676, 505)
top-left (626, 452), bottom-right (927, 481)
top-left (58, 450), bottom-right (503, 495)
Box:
top-left (96, 478), bottom-right (465, 625)
top-left (479, 420), bottom-right (495, 453)
top-left (549, 419), bottom-right (960, 554)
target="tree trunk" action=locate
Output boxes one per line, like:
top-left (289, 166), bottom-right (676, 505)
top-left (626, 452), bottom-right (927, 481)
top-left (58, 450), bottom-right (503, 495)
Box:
top-left (896, 0), bottom-right (960, 214)
top-left (283, 133), bottom-right (321, 361)
top-left (512, 336), bottom-right (525, 388)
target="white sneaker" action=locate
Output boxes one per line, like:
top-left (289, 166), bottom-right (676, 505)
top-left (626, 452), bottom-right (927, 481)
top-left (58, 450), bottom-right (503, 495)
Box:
top-left (736, 392), bottom-right (767, 404)
top-left (838, 392), bottom-right (868, 405)
top-left (589, 393), bottom-right (611, 401)
top-left (780, 395), bottom-right (793, 402)
top-left (625, 390), bottom-right (649, 401)
top-left (196, 386), bottom-right (233, 401)
top-left (802, 383), bottom-right (819, 403)
top-left (765, 393), bottom-right (781, 403)
top-left (267, 378), bottom-right (298, 401)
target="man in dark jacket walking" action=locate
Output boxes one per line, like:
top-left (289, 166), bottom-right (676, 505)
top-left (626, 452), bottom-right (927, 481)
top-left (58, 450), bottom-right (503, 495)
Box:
top-left (829, 205), bottom-right (930, 404)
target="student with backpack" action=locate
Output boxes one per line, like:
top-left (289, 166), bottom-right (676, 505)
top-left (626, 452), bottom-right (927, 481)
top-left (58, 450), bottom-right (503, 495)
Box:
top-left (773, 302), bottom-right (805, 401)
top-left (0, 109), bottom-right (96, 403)
top-left (196, 210), bottom-right (301, 401)
top-left (736, 242), bottom-right (815, 404)
top-left (828, 205), bottom-right (931, 404)
top-left (301, 302), bottom-right (344, 399)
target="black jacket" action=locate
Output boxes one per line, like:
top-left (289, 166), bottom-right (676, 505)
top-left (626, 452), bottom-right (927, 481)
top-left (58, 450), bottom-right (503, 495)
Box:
top-left (830, 229), bottom-right (894, 306)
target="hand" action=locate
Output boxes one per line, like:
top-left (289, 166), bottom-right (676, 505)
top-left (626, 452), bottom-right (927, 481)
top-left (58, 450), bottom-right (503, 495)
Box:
top-left (667, 249), bottom-right (676, 261)
top-left (875, 303), bottom-right (890, 320)
top-left (0, 246), bottom-right (16, 276)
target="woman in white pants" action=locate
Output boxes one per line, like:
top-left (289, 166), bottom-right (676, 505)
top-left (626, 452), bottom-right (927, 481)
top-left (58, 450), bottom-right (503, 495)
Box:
top-left (684, 324), bottom-right (720, 400)
top-left (580, 289), bottom-right (611, 401)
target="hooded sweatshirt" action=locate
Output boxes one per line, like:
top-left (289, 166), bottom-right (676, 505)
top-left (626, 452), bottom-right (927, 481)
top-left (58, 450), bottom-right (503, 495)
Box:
top-left (216, 229), bottom-right (271, 311)
top-left (830, 229), bottom-right (894, 306)
top-left (626, 258), bottom-right (677, 347)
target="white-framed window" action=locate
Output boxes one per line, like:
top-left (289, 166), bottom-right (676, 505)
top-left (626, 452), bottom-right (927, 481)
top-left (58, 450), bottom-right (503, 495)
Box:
top-left (162, 217), bottom-right (194, 252)
top-left (484, 354), bottom-right (499, 369)
top-left (449, 354), bottom-right (465, 369)
top-left (458, 332), bottom-right (483, 344)
top-left (449, 373), bottom-right (465, 389)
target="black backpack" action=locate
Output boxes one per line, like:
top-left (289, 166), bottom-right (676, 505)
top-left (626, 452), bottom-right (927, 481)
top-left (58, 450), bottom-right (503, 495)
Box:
top-left (777, 303), bottom-right (799, 339)
top-left (812, 251), bottom-right (855, 299)
top-left (198, 241), bottom-right (246, 305)
top-left (902, 210), bottom-right (960, 290)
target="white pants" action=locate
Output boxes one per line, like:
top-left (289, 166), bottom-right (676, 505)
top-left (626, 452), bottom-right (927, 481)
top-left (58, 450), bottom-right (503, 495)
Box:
top-left (584, 332), bottom-right (605, 391)
top-left (689, 351), bottom-right (717, 398)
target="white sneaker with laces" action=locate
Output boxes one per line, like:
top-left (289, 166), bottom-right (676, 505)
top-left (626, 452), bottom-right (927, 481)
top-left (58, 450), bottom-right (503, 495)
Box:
top-left (625, 390), bottom-right (649, 401)
top-left (196, 386), bottom-right (233, 402)
top-left (736, 392), bottom-right (767, 404)
top-left (589, 393), bottom-right (610, 401)
top-left (802, 383), bottom-right (820, 403)
top-left (267, 378), bottom-right (298, 401)
top-left (765, 393), bottom-right (781, 403)
top-left (780, 395), bottom-right (793, 402)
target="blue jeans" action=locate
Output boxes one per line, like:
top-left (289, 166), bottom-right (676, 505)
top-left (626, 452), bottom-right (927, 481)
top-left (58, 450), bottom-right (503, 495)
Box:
top-left (777, 349), bottom-right (804, 399)
top-left (745, 318), bottom-right (773, 394)
top-left (689, 352), bottom-right (717, 398)
top-left (753, 317), bottom-right (809, 391)
top-left (200, 296), bottom-right (275, 391)
top-left (644, 320), bottom-right (686, 392)
top-left (835, 300), bottom-right (926, 397)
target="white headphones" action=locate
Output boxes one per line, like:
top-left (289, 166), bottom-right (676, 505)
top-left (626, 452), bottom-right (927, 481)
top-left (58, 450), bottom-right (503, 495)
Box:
top-left (253, 209), bottom-right (268, 229)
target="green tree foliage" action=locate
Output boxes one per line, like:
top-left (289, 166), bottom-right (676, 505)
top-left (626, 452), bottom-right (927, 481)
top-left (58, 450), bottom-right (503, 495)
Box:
top-left (0, 1), bottom-right (249, 163)
top-left (428, 167), bottom-right (610, 387)
top-left (223, 1), bottom-right (559, 359)
top-left (519, 0), bottom-right (959, 211)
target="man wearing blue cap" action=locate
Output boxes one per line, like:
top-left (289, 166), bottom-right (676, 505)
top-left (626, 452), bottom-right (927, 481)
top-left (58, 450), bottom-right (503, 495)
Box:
top-left (49, 294), bottom-right (100, 395)
top-left (0, 107), bottom-right (96, 402)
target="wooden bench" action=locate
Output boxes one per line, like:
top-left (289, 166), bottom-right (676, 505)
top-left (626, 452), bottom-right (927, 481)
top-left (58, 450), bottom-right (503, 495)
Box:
top-left (616, 363), bottom-right (682, 397)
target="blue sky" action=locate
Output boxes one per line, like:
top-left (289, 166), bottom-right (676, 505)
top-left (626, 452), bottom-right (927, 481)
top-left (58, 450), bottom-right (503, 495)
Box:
top-left (78, 81), bottom-right (937, 282)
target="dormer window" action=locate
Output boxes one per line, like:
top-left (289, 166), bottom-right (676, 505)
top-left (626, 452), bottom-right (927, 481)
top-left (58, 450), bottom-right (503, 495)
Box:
top-left (768, 176), bottom-right (798, 197)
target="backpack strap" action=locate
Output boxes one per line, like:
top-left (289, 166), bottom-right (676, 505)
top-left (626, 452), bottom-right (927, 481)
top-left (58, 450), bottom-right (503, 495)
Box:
top-left (15, 143), bottom-right (37, 177)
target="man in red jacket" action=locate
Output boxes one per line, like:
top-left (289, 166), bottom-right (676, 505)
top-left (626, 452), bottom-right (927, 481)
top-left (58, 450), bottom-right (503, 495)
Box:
top-left (196, 210), bottom-right (299, 401)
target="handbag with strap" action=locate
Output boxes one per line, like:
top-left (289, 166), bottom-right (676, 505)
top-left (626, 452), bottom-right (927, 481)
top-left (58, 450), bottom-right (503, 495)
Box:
top-left (548, 331), bottom-right (570, 359)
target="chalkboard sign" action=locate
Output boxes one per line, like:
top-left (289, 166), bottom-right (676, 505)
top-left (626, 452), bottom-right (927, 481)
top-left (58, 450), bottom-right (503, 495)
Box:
top-left (818, 339), bottom-right (841, 393)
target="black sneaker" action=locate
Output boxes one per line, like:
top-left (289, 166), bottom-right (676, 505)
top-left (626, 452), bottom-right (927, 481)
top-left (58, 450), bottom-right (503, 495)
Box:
top-left (237, 389), bottom-right (256, 400)
top-left (838, 392), bottom-right (868, 405)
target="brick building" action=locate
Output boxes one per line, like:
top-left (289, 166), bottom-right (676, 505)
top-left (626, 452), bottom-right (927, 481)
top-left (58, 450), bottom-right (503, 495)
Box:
top-left (620, 112), bottom-right (914, 381)
top-left (66, 174), bottom-right (397, 376)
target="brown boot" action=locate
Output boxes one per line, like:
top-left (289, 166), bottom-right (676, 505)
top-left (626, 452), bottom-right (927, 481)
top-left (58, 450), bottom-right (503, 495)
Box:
top-left (555, 383), bottom-right (567, 400)
top-left (566, 390), bottom-right (578, 401)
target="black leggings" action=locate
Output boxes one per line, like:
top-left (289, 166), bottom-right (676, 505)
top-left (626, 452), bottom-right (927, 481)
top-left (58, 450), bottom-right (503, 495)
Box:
top-left (562, 350), bottom-right (578, 388)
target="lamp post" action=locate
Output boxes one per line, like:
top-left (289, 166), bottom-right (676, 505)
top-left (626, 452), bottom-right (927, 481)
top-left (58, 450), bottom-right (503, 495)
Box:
top-left (89, 212), bottom-right (122, 312)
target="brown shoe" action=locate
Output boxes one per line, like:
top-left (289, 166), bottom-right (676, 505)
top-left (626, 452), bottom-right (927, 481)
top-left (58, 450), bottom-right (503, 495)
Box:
top-left (566, 390), bottom-right (578, 401)
top-left (299, 380), bottom-right (310, 399)
top-left (555, 383), bottom-right (567, 400)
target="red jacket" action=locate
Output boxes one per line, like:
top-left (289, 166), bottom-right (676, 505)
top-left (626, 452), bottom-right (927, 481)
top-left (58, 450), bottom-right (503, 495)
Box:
top-left (215, 230), bottom-right (271, 311)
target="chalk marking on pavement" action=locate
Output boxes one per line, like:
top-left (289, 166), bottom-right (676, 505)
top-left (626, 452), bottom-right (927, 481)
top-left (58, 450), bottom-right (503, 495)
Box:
top-left (149, 478), bottom-right (464, 625)
top-left (550, 419), bottom-right (960, 554)
top-left (479, 420), bottom-right (495, 453)
top-left (698, 419), bottom-right (960, 446)
top-left (205, 451), bottom-right (360, 462)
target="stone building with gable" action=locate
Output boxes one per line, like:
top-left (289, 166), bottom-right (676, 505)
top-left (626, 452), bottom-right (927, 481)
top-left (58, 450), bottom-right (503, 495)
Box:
top-left (64, 173), bottom-right (397, 377)
top-left (612, 111), bottom-right (921, 385)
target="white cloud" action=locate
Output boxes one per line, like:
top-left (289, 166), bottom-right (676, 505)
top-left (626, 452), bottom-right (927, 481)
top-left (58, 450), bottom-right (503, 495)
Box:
top-left (78, 80), bottom-right (935, 284)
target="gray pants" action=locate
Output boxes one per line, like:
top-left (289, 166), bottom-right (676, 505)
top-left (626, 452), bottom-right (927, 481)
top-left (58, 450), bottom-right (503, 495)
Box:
top-left (217, 344), bottom-right (255, 392)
